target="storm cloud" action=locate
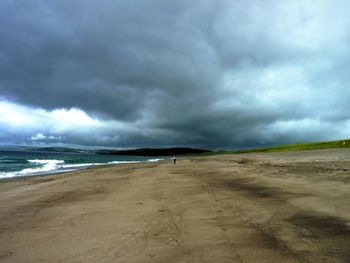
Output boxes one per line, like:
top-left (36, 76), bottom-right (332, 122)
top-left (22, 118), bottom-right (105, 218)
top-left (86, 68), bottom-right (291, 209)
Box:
top-left (1, 0), bottom-right (350, 149)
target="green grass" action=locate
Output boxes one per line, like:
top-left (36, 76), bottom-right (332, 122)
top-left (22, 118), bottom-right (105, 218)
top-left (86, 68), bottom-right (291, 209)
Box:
top-left (206, 139), bottom-right (350, 155)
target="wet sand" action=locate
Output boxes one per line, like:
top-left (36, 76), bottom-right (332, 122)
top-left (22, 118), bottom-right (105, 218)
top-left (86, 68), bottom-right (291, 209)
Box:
top-left (0, 149), bottom-right (349, 262)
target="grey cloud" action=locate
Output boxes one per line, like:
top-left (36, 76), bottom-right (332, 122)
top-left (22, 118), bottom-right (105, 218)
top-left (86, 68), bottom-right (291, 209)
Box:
top-left (1, 0), bottom-right (350, 149)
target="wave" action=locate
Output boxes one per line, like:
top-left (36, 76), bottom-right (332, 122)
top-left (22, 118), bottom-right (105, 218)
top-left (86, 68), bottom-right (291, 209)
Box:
top-left (60, 163), bottom-right (99, 168)
top-left (19, 159), bottom-right (65, 176)
top-left (147, 158), bottom-right (163, 162)
top-left (107, 158), bottom-right (164, 164)
top-left (0, 172), bottom-right (19, 179)
top-left (28, 159), bottom-right (65, 165)
top-left (107, 160), bottom-right (141, 164)
top-left (0, 158), bottom-right (29, 164)
top-left (0, 159), bottom-right (65, 179)
top-left (59, 158), bottom-right (164, 169)
top-left (0, 158), bottom-right (164, 179)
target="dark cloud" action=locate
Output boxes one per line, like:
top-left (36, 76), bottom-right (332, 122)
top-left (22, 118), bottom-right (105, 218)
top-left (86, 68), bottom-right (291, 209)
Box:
top-left (1, 0), bottom-right (350, 149)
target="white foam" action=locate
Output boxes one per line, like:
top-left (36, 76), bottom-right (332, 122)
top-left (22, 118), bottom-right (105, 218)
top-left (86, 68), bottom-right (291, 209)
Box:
top-left (147, 158), bottom-right (163, 162)
top-left (107, 158), bottom-right (164, 164)
top-left (60, 163), bottom-right (104, 169)
top-left (61, 163), bottom-right (94, 168)
top-left (0, 172), bottom-right (17, 179)
top-left (19, 159), bottom-right (65, 175)
top-left (107, 160), bottom-right (141, 164)
top-left (28, 159), bottom-right (64, 165)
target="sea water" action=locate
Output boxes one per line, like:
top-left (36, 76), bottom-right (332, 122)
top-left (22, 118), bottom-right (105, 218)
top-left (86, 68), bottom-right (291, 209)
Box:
top-left (0, 149), bottom-right (164, 179)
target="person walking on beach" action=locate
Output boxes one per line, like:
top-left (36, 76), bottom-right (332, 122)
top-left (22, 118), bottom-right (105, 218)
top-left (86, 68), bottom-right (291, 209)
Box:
top-left (173, 155), bottom-right (177, 165)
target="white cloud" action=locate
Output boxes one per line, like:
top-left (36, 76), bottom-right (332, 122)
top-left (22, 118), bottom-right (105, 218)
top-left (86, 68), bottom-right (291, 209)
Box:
top-left (31, 133), bottom-right (46, 141)
top-left (0, 99), bottom-right (138, 146)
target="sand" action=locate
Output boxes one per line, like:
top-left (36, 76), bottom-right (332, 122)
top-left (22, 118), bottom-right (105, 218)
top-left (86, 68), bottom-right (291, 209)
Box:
top-left (0, 149), bottom-right (349, 262)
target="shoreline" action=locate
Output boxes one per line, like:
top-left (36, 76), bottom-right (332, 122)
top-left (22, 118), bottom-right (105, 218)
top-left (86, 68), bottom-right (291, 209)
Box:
top-left (0, 158), bottom-right (167, 181)
top-left (0, 149), bottom-right (349, 262)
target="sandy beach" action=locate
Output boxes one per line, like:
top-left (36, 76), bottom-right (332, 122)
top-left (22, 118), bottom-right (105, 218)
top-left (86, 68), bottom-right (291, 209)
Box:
top-left (0, 149), bottom-right (349, 263)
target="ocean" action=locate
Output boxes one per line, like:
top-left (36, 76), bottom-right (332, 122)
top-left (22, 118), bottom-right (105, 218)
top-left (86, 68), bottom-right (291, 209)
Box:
top-left (0, 149), bottom-right (164, 179)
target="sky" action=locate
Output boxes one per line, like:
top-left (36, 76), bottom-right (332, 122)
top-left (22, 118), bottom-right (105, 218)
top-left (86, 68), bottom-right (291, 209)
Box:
top-left (1, 0), bottom-right (350, 150)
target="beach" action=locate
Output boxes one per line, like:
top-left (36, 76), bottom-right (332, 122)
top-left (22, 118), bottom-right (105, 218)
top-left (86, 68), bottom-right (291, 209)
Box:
top-left (0, 149), bottom-right (349, 262)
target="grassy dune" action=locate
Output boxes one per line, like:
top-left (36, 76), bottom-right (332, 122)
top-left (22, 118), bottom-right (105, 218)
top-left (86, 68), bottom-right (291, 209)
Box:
top-left (211, 139), bottom-right (350, 155)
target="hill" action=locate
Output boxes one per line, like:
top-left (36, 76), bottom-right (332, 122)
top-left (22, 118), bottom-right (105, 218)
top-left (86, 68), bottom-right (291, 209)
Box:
top-left (94, 147), bottom-right (211, 156)
top-left (210, 139), bottom-right (350, 155)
